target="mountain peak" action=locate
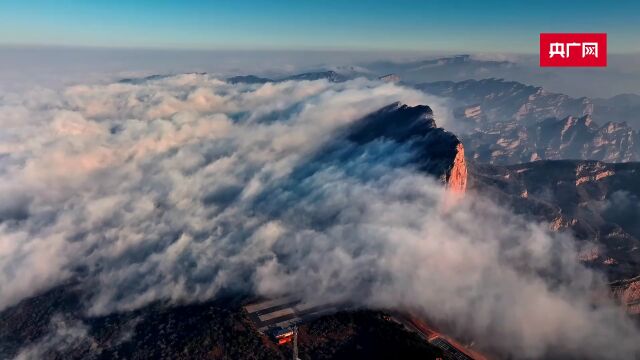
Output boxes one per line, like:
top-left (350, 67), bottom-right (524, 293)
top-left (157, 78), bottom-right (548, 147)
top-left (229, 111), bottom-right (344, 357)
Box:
top-left (226, 75), bottom-right (273, 84)
top-left (347, 103), bottom-right (466, 193)
top-left (280, 70), bottom-right (348, 82)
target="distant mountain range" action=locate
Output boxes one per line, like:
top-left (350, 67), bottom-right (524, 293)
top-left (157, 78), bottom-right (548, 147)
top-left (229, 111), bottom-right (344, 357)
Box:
top-left (364, 54), bottom-right (516, 84)
top-left (419, 78), bottom-right (640, 128)
top-left (418, 79), bottom-right (640, 164)
top-left (227, 55), bottom-right (514, 85)
top-left (462, 114), bottom-right (639, 164)
top-left (227, 55), bottom-right (515, 86)
top-left (418, 78), bottom-right (594, 125)
top-left (227, 70), bottom-right (349, 84)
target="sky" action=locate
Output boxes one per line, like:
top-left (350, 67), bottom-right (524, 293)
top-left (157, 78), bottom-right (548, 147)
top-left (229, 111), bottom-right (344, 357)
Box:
top-left (1, 0), bottom-right (639, 53)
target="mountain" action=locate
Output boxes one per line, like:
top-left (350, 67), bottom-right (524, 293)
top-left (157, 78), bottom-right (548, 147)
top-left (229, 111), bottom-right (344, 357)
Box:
top-left (279, 70), bottom-right (349, 82)
top-left (118, 74), bottom-right (180, 84)
top-left (116, 71), bottom-right (350, 87)
top-left (226, 75), bottom-right (273, 84)
top-left (227, 55), bottom-right (515, 86)
top-left (365, 55), bottom-right (516, 84)
top-left (593, 93), bottom-right (640, 128)
top-left (463, 115), bottom-right (640, 164)
top-left (470, 160), bottom-right (640, 282)
top-left (344, 102), bottom-right (466, 193)
top-left (418, 79), bottom-right (640, 164)
top-left (226, 70), bottom-right (350, 84)
top-left (418, 78), bottom-right (640, 130)
top-left (418, 78), bottom-right (594, 126)
top-left (226, 55), bottom-right (518, 86)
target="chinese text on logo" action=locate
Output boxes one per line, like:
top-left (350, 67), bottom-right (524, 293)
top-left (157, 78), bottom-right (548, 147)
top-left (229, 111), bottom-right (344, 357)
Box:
top-left (540, 33), bottom-right (607, 67)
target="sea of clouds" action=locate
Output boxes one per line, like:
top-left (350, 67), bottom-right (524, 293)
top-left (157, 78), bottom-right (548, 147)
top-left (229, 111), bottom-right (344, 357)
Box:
top-left (1, 75), bottom-right (638, 359)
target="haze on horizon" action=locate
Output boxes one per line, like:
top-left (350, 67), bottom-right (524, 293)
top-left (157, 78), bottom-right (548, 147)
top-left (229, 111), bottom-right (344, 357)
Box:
top-left (2, 0), bottom-right (640, 99)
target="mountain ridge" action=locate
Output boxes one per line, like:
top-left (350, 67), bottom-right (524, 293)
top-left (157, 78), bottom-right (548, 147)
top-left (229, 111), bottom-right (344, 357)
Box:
top-left (418, 78), bottom-right (640, 164)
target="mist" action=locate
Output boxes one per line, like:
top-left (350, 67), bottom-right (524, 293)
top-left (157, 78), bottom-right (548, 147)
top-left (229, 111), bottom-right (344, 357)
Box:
top-left (1, 74), bottom-right (638, 359)
top-left (0, 46), bottom-right (442, 94)
top-left (2, 46), bottom-right (639, 99)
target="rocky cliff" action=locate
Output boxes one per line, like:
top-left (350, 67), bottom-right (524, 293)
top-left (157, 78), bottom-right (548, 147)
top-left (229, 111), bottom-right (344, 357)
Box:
top-left (346, 102), bottom-right (467, 193)
top-left (417, 78), bottom-right (640, 165)
top-left (464, 114), bottom-right (640, 164)
top-left (418, 78), bottom-right (594, 126)
top-left (446, 143), bottom-right (467, 194)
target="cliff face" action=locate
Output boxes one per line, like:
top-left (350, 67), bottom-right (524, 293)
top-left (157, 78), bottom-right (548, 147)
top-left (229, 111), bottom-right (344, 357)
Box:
top-left (418, 78), bottom-right (640, 165)
top-left (347, 102), bottom-right (467, 194)
top-left (446, 143), bottom-right (467, 194)
top-left (463, 114), bottom-right (640, 165)
top-left (418, 78), bottom-right (593, 126)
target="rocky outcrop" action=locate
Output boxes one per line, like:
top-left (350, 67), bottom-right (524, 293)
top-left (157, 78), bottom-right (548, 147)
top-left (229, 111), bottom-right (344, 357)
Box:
top-left (366, 55), bottom-right (514, 84)
top-left (417, 78), bottom-right (640, 165)
top-left (347, 102), bottom-right (467, 193)
top-left (417, 78), bottom-right (594, 126)
top-left (446, 143), bottom-right (467, 194)
top-left (463, 115), bottom-right (640, 165)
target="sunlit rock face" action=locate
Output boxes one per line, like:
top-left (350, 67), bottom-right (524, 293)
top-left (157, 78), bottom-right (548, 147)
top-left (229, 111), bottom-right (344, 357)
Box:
top-left (446, 143), bottom-right (467, 194)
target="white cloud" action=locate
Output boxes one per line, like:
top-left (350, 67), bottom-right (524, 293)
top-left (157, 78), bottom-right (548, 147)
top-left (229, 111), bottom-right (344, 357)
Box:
top-left (14, 316), bottom-right (93, 360)
top-left (0, 75), bottom-right (638, 359)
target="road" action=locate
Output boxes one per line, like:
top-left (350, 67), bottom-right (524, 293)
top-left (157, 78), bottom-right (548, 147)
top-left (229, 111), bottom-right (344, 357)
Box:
top-left (392, 312), bottom-right (489, 360)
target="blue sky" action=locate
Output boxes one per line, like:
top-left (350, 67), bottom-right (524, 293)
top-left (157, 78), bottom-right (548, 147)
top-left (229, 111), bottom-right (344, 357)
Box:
top-left (0, 0), bottom-right (638, 53)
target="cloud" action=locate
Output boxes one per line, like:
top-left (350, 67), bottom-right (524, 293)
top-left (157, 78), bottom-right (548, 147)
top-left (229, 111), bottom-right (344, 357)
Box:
top-left (0, 75), bottom-right (638, 359)
top-left (603, 190), bottom-right (640, 239)
top-left (0, 75), bottom-right (436, 310)
top-left (13, 316), bottom-right (94, 360)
